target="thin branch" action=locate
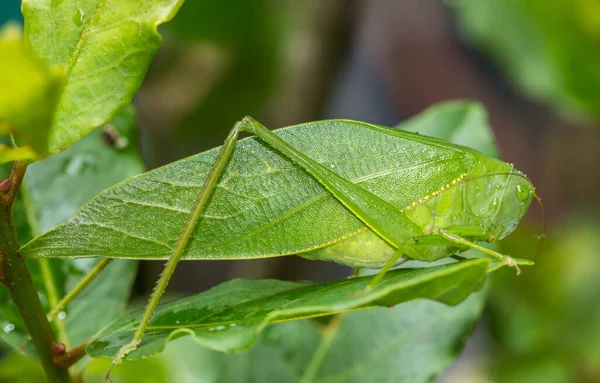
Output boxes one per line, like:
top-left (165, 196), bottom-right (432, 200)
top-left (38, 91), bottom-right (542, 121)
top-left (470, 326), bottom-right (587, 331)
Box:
top-left (0, 162), bottom-right (71, 382)
top-left (1, 161), bottom-right (28, 206)
top-left (48, 258), bottom-right (114, 320)
top-left (53, 339), bottom-right (93, 369)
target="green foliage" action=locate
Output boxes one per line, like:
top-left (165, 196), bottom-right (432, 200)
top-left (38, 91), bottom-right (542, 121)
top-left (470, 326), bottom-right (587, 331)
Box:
top-left (22, 0), bottom-right (183, 153)
top-left (0, 33), bottom-right (61, 160)
top-left (454, 0), bottom-right (600, 121)
top-left (87, 258), bottom-right (489, 360)
top-left (162, 0), bottom-right (280, 152)
top-left (82, 289), bottom-right (486, 383)
top-left (0, 107), bottom-right (142, 357)
top-left (0, 1), bottom-right (529, 378)
top-left (488, 217), bottom-right (600, 382)
top-left (399, 100), bottom-right (499, 158)
top-left (0, 351), bottom-right (46, 383)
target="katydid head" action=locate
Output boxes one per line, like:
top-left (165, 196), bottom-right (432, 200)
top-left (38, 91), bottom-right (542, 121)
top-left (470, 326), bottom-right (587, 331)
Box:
top-left (464, 159), bottom-right (535, 242)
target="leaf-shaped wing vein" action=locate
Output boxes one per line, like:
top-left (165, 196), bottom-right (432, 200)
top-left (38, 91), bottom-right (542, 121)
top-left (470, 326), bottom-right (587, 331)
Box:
top-left (107, 197), bottom-right (189, 215)
top-left (205, 155), bottom-right (458, 251)
top-left (78, 222), bottom-right (172, 250)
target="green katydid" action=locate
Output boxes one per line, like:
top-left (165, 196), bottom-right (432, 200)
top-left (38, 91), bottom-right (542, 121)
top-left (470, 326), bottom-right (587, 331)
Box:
top-left (106, 116), bottom-right (536, 374)
top-left (19, 115), bottom-right (538, 377)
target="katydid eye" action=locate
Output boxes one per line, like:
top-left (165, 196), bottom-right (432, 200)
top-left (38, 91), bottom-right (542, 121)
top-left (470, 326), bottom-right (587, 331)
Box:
top-left (516, 183), bottom-right (531, 202)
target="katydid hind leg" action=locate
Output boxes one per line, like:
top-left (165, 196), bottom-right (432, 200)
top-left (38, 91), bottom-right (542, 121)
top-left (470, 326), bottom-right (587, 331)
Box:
top-left (240, 117), bottom-right (422, 250)
top-left (106, 121), bottom-right (243, 379)
top-left (366, 239), bottom-right (413, 290)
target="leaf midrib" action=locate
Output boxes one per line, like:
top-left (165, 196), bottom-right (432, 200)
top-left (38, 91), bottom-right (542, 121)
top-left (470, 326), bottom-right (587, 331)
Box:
top-left (111, 260), bottom-right (484, 332)
top-left (63, 0), bottom-right (109, 79)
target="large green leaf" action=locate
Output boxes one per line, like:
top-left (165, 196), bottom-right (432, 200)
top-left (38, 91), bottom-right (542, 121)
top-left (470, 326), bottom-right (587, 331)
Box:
top-left (87, 258), bottom-right (489, 360)
top-left (80, 289), bottom-right (486, 383)
top-left (0, 107), bottom-right (143, 356)
top-left (20, 102), bottom-right (499, 261)
top-left (0, 36), bottom-right (61, 159)
top-left (22, 0), bottom-right (183, 153)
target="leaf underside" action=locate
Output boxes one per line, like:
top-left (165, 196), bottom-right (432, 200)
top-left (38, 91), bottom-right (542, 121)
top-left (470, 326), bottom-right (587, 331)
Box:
top-left (87, 258), bottom-right (489, 360)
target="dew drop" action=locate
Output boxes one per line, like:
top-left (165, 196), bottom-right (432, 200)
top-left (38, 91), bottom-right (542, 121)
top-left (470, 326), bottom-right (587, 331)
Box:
top-left (216, 325), bottom-right (225, 331)
top-left (3, 323), bottom-right (15, 333)
top-left (57, 311), bottom-right (67, 320)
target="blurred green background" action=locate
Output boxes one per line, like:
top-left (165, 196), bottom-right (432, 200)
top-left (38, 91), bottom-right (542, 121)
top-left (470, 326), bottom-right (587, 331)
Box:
top-left (1, 0), bottom-right (600, 382)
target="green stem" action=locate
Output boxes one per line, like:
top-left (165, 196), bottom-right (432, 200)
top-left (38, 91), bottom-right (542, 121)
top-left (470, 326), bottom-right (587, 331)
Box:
top-left (48, 258), bottom-right (113, 320)
top-left (21, 176), bottom-right (71, 347)
top-left (53, 338), bottom-right (91, 369)
top-left (0, 162), bottom-right (71, 383)
top-left (300, 315), bottom-right (342, 383)
top-left (39, 258), bottom-right (71, 348)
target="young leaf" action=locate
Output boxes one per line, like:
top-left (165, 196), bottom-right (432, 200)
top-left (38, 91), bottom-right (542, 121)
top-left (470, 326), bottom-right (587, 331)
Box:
top-left (22, 0), bottom-right (183, 153)
top-left (0, 107), bottom-right (143, 356)
top-left (86, 258), bottom-right (489, 360)
top-left (0, 145), bottom-right (37, 164)
top-left (0, 37), bottom-right (61, 159)
top-left (20, 103), bottom-right (491, 260)
top-left (399, 100), bottom-right (499, 158)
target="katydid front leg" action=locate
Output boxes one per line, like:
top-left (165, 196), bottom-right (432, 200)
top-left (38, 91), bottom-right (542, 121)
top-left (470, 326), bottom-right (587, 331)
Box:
top-left (438, 229), bottom-right (532, 274)
top-left (106, 122), bottom-right (243, 380)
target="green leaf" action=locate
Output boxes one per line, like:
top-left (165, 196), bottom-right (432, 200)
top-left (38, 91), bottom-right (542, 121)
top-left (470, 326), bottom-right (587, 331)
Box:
top-left (0, 37), bottom-right (61, 158)
top-left (0, 145), bottom-right (37, 164)
top-left (21, 103), bottom-right (495, 261)
top-left (0, 350), bottom-right (47, 383)
top-left (23, 106), bottom-right (144, 233)
top-left (0, 106), bottom-right (143, 356)
top-left (487, 217), bottom-right (600, 382)
top-left (453, 0), bottom-right (600, 121)
top-left (398, 100), bottom-right (499, 158)
top-left (22, 0), bottom-right (183, 153)
top-left (87, 258), bottom-right (489, 360)
top-left (82, 288), bottom-right (486, 383)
